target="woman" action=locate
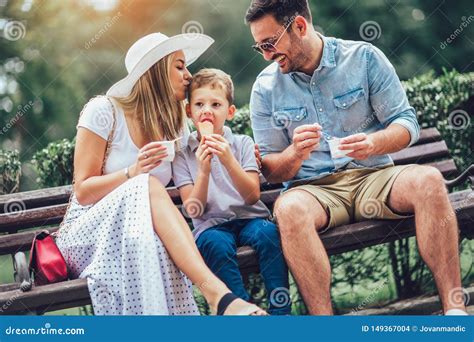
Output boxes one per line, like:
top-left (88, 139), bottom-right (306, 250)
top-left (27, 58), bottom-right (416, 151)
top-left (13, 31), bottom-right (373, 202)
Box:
top-left (56, 32), bottom-right (266, 315)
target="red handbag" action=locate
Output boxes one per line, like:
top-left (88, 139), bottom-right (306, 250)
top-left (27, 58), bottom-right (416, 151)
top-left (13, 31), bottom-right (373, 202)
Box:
top-left (29, 231), bottom-right (68, 286)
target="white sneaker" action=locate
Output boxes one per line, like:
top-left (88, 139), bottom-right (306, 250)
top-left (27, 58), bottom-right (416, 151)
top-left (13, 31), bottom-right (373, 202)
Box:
top-left (445, 309), bottom-right (468, 316)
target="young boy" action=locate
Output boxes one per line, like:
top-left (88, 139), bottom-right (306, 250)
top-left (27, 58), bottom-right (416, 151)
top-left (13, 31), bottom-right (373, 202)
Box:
top-left (172, 68), bottom-right (290, 315)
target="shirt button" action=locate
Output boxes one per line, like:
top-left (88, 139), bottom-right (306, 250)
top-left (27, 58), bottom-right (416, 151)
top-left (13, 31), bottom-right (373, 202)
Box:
top-left (342, 103), bottom-right (347, 107)
top-left (312, 82), bottom-right (316, 86)
top-left (319, 108), bottom-right (323, 112)
top-left (296, 115), bottom-right (300, 119)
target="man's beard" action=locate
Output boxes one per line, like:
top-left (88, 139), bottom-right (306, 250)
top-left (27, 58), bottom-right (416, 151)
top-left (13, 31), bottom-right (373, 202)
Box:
top-left (285, 40), bottom-right (309, 73)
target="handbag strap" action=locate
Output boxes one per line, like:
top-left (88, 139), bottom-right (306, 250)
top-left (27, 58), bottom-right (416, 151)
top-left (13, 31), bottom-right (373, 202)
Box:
top-left (56, 96), bottom-right (117, 236)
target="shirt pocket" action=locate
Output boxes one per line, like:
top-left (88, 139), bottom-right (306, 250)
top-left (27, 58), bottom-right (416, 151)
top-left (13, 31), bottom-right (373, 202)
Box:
top-left (333, 87), bottom-right (367, 132)
top-left (272, 107), bottom-right (309, 137)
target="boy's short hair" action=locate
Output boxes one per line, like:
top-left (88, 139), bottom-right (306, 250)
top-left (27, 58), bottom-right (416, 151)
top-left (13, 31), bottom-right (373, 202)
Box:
top-left (188, 68), bottom-right (234, 105)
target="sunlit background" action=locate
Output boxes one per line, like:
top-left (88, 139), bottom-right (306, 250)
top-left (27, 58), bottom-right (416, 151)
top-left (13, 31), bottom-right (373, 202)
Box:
top-left (1, 0), bottom-right (472, 167)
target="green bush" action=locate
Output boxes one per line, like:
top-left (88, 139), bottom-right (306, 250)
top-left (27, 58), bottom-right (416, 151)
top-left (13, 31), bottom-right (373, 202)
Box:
top-left (227, 105), bottom-right (253, 138)
top-left (402, 69), bottom-right (474, 170)
top-left (31, 138), bottom-right (75, 187)
top-left (0, 149), bottom-right (21, 194)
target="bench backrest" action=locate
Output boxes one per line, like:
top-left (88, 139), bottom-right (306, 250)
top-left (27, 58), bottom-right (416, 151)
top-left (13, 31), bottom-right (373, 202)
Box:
top-left (0, 128), bottom-right (458, 235)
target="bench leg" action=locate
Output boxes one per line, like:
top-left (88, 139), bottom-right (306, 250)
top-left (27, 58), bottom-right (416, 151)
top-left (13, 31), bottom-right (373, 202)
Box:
top-left (12, 252), bottom-right (32, 292)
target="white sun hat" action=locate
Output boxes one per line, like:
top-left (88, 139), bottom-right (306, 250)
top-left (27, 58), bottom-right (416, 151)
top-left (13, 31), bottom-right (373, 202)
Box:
top-left (107, 32), bottom-right (214, 98)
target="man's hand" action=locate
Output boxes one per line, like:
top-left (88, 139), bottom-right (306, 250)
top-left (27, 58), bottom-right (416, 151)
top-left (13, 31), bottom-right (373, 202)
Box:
top-left (339, 133), bottom-right (375, 160)
top-left (292, 124), bottom-right (322, 161)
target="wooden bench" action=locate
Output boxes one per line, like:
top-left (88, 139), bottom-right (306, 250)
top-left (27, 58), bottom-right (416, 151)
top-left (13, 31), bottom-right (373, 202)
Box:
top-left (0, 128), bottom-right (473, 315)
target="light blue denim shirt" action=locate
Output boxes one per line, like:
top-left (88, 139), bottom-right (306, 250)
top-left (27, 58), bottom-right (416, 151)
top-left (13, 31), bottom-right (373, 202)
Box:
top-left (250, 34), bottom-right (420, 188)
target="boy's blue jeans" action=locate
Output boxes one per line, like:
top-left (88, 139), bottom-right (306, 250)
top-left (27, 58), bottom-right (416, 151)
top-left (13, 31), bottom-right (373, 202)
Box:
top-left (196, 218), bottom-right (291, 315)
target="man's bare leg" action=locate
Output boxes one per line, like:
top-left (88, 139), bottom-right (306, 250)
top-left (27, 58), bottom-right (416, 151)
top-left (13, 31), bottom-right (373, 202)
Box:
top-left (388, 165), bottom-right (466, 313)
top-left (274, 190), bottom-right (333, 315)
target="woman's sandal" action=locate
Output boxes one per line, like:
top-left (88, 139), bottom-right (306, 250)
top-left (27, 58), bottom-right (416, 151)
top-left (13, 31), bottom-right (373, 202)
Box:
top-left (215, 293), bottom-right (267, 316)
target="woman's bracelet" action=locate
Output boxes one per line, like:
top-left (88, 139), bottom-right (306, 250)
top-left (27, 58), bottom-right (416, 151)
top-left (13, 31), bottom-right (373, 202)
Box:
top-left (124, 167), bottom-right (131, 179)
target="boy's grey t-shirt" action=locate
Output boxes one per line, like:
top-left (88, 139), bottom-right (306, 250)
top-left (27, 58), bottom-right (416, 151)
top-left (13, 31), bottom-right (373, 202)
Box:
top-left (172, 126), bottom-right (271, 240)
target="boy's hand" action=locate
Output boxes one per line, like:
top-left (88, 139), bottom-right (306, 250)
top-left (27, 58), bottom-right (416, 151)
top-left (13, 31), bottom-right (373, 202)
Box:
top-left (204, 134), bottom-right (235, 166)
top-left (196, 139), bottom-right (212, 174)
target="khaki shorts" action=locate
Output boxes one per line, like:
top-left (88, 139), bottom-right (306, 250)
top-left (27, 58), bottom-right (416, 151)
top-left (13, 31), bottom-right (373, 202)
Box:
top-left (284, 165), bottom-right (416, 231)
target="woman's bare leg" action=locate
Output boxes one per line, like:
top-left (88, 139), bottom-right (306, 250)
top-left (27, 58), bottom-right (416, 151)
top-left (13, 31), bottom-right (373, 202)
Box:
top-left (148, 176), bottom-right (265, 315)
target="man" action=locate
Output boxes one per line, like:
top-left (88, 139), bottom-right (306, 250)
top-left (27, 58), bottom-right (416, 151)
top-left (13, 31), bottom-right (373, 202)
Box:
top-left (246, 0), bottom-right (467, 315)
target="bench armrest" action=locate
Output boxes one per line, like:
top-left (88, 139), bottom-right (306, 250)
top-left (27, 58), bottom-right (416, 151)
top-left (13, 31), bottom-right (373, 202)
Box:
top-left (444, 164), bottom-right (474, 189)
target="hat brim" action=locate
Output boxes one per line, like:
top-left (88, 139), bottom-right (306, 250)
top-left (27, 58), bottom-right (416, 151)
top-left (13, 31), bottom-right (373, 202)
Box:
top-left (106, 34), bottom-right (214, 98)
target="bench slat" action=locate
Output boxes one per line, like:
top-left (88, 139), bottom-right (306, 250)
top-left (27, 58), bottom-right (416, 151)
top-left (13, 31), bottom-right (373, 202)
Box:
top-left (413, 127), bottom-right (442, 145)
top-left (0, 278), bottom-right (90, 315)
top-left (390, 141), bottom-right (449, 165)
top-left (425, 159), bottom-right (458, 177)
top-left (0, 185), bottom-right (183, 214)
top-left (0, 204), bottom-right (67, 233)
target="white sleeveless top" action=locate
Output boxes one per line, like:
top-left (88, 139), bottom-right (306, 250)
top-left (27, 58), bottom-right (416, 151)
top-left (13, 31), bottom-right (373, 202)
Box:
top-left (77, 96), bottom-right (188, 185)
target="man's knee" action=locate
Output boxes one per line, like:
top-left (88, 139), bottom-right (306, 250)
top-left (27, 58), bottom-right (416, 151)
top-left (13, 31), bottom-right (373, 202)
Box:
top-left (412, 166), bottom-right (446, 199)
top-left (273, 190), bottom-right (327, 235)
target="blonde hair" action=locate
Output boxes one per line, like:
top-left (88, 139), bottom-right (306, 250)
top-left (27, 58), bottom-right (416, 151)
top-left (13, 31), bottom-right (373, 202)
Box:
top-left (112, 53), bottom-right (186, 141)
top-left (188, 68), bottom-right (234, 105)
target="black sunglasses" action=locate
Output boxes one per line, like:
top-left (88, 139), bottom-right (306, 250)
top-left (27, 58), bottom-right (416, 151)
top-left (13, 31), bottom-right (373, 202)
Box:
top-left (251, 21), bottom-right (293, 55)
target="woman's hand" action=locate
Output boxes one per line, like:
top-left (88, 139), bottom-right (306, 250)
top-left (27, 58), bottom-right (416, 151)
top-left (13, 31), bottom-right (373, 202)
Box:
top-left (196, 138), bottom-right (212, 175)
top-left (129, 142), bottom-right (168, 177)
top-left (204, 134), bottom-right (235, 167)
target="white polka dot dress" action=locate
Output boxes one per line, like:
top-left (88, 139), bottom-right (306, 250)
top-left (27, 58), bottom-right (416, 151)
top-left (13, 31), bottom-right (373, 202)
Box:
top-left (56, 174), bottom-right (200, 315)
